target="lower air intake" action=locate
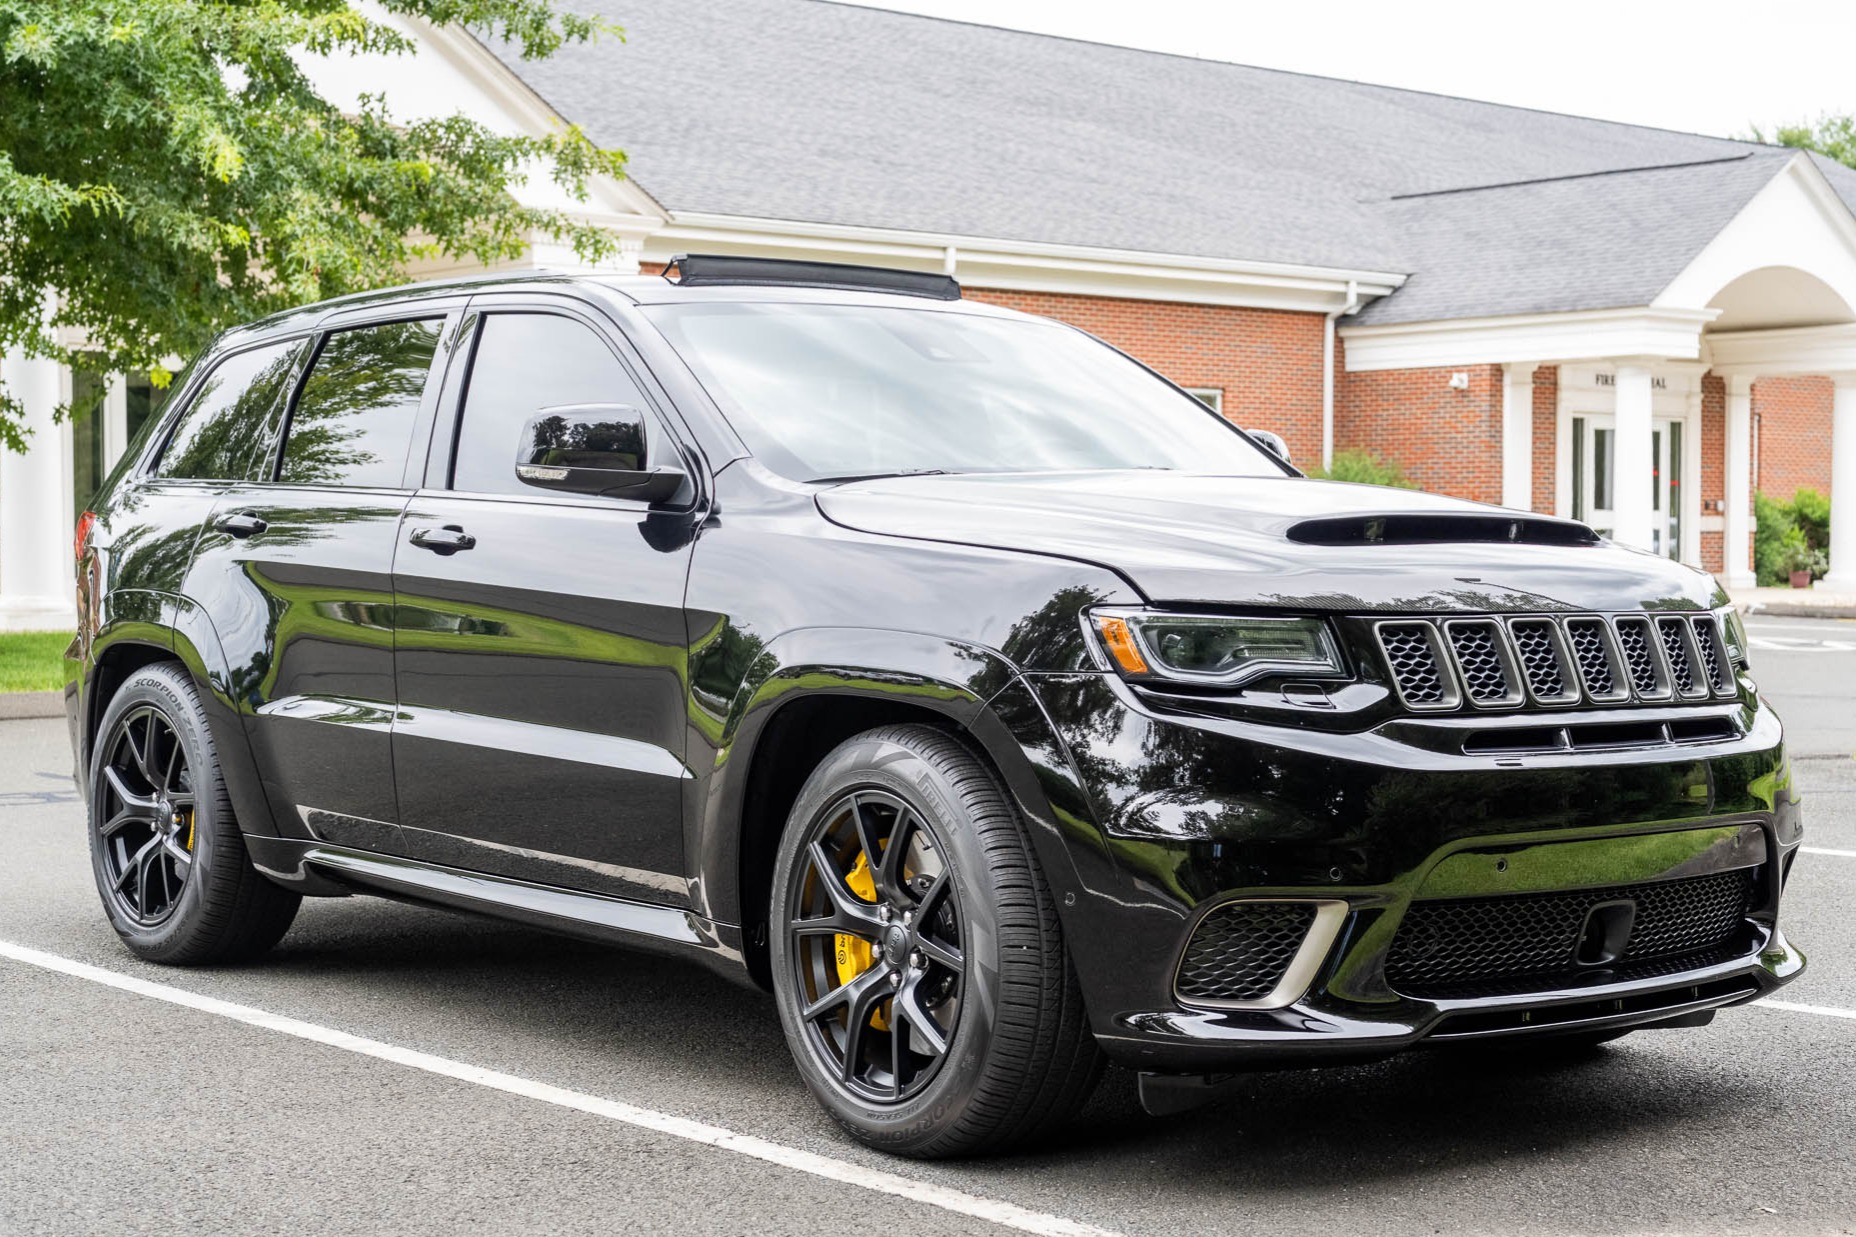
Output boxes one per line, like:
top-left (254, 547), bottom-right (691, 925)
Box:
top-left (1176, 901), bottom-right (1317, 1004)
top-left (1385, 869), bottom-right (1755, 998)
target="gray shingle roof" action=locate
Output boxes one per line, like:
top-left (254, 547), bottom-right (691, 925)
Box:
top-left (1350, 151), bottom-right (1793, 324)
top-left (487, 0), bottom-right (1839, 318)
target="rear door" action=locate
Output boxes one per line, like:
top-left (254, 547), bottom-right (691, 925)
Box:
top-left (186, 306), bottom-right (458, 851)
top-left (389, 296), bottom-right (701, 904)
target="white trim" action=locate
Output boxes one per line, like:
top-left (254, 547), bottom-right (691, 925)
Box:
top-left (1183, 387), bottom-right (1223, 413)
top-left (646, 213), bottom-right (1404, 313)
top-left (1341, 307), bottom-right (1719, 372)
top-left (1724, 374), bottom-right (1755, 589)
top-left (1707, 321), bottom-right (1856, 377)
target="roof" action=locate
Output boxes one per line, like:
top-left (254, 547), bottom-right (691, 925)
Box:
top-left (485, 0), bottom-right (1850, 320)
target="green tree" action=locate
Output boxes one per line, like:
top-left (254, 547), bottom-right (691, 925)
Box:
top-left (0, 0), bottom-right (626, 450)
top-left (1750, 115), bottom-right (1856, 167)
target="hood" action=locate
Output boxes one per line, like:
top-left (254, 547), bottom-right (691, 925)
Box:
top-left (816, 472), bottom-right (1724, 614)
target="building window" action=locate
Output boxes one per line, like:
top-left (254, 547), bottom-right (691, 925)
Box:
top-left (1185, 387), bottom-right (1223, 413)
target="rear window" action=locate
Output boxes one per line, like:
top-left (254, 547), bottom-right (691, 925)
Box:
top-left (154, 340), bottom-right (305, 481)
top-left (279, 319), bottom-right (442, 488)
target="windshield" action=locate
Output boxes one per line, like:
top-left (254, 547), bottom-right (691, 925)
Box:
top-left (643, 302), bottom-right (1287, 482)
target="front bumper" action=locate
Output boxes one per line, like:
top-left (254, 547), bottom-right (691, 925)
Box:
top-left (1019, 672), bottom-right (1806, 1073)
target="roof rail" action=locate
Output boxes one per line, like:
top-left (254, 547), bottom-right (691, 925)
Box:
top-left (663, 254), bottom-right (961, 301)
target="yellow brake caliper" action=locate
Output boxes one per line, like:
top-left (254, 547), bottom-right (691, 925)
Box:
top-left (833, 849), bottom-right (891, 1031)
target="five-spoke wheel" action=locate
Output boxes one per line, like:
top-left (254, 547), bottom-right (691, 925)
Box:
top-left (87, 662), bottom-right (299, 963)
top-left (769, 724), bottom-right (1101, 1157)
top-left (96, 704), bottom-right (197, 926)
top-left (788, 788), bottom-right (965, 1103)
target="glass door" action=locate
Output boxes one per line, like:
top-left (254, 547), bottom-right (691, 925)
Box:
top-left (1571, 415), bottom-right (1681, 558)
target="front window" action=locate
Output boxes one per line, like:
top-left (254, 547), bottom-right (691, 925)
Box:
top-left (644, 303), bottom-right (1285, 482)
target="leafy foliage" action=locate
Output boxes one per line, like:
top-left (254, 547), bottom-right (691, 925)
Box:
top-left (0, 0), bottom-right (625, 450)
top-left (1753, 488), bottom-right (1831, 585)
top-left (1306, 446), bottom-right (1419, 489)
top-left (1749, 115), bottom-right (1856, 168)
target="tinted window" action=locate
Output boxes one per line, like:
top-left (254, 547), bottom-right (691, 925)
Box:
top-left (645, 303), bottom-right (1283, 482)
top-left (451, 314), bottom-right (642, 496)
top-left (155, 341), bottom-right (304, 481)
top-left (279, 318), bottom-right (441, 488)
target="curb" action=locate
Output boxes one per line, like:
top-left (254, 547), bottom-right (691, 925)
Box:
top-left (0, 690), bottom-right (64, 720)
top-left (1742, 601), bottom-right (1856, 621)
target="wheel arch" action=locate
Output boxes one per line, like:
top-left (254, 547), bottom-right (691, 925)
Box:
top-left (82, 594), bottom-right (279, 839)
top-left (695, 627), bottom-right (1102, 989)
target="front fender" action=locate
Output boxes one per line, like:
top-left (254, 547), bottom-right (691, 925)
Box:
top-left (686, 625), bottom-right (1114, 972)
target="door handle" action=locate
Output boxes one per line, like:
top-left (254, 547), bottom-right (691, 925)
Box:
top-left (215, 511), bottom-right (267, 539)
top-left (409, 525), bottom-right (476, 555)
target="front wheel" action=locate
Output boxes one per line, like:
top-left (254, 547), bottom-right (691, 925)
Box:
top-left (769, 724), bottom-right (1102, 1157)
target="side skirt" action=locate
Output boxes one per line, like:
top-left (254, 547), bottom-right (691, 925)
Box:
top-left (244, 835), bottom-right (752, 986)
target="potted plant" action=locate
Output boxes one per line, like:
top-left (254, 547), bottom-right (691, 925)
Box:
top-left (1777, 528), bottom-right (1828, 589)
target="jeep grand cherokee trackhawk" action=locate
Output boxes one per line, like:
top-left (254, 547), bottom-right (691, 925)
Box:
top-left (67, 256), bottom-right (1805, 1157)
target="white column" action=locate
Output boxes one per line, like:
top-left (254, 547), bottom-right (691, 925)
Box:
top-left (1820, 373), bottom-right (1856, 593)
top-left (1723, 375), bottom-right (1755, 589)
top-left (1611, 362), bottom-right (1656, 551)
top-left (1501, 362), bottom-right (1537, 510)
top-left (0, 344), bottom-right (75, 631)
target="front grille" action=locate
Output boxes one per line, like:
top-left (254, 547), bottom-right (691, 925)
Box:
top-left (1374, 612), bottom-right (1738, 714)
top-left (1376, 623), bottom-right (1454, 709)
top-left (1444, 620), bottom-right (1520, 706)
top-left (1385, 869), bottom-right (1756, 998)
top-left (1176, 901), bottom-right (1316, 1004)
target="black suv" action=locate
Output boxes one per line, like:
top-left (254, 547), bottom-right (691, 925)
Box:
top-left (68, 257), bottom-right (1804, 1157)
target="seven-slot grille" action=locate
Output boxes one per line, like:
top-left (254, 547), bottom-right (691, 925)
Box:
top-left (1374, 613), bottom-right (1739, 712)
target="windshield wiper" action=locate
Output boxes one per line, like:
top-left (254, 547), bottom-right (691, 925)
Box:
top-left (806, 468), bottom-right (954, 485)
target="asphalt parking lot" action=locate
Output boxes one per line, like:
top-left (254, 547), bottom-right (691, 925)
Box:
top-left (3, 614), bottom-right (1853, 1236)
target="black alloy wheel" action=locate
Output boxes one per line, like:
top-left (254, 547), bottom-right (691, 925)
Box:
top-left (88, 662), bottom-right (300, 964)
top-left (96, 704), bottom-right (197, 926)
top-left (769, 724), bottom-right (1102, 1157)
top-left (787, 787), bottom-right (965, 1103)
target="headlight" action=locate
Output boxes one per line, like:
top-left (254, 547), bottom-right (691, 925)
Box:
top-left (1720, 606), bottom-right (1750, 669)
top-left (1089, 608), bottom-right (1346, 686)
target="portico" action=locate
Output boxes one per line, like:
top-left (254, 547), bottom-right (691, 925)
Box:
top-left (1343, 150), bottom-right (1856, 589)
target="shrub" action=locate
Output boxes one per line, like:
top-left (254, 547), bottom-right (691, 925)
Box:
top-left (1309, 448), bottom-right (1418, 489)
top-left (1753, 491), bottom-right (1795, 586)
top-left (1754, 488), bottom-right (1831, 585)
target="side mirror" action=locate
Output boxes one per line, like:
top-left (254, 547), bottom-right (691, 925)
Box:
top-left (516, 404), bottom-right (687, 504)
top-left (1246, 428), bottom-right (1291, 465)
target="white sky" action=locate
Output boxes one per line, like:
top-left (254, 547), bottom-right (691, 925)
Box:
top-left (849, 0), bottom-right (1856, 140)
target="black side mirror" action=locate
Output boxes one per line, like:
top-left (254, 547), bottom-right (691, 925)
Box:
top-left (1245, 428), bottom-right (1291, 465)
top-left (516, 403), bottom-right (687, 504)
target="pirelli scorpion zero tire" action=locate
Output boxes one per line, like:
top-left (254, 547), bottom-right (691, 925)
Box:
top-left (769, 723), bottom-right (1103, 1157)
top-left (87, 662), bottom-right (300, 964)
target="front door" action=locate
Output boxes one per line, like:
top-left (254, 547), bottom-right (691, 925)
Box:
top-left (389, 302), bottom-right (700, 906)
top-left (1570, 414), bottom-right (1684, 559)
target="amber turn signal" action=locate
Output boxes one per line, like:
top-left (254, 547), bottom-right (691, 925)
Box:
top-left (1093, 614), bottom-right (1150, 675)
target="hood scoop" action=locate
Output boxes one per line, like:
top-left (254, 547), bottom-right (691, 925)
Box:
top-left (1286, 512), bottom-right (1600, 548)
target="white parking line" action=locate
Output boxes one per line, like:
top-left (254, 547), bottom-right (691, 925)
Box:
top-left (1802, 846), bottom-right (1856, 858)
top-left (0, 940), bottom-right (1117, 1237)
top-left (1756, 999), bottom-right (1856, 1022)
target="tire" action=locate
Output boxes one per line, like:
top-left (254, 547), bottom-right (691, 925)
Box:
top-left (87, 662), bottom-right (300, 964)
top-left (768, 723), bottom-right (1102, 1157)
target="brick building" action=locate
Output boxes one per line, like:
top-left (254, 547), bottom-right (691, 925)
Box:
top-left (5, 0), bottom-right (1855, 625)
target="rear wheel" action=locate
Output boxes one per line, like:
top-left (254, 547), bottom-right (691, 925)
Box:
top-left (769, 724), bottom-right (1101, 1157)
top-left (88, 663), bottom-right (299, 963)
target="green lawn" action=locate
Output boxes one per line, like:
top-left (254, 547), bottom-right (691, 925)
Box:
top-left (0, 631), bottom-right (74, 693)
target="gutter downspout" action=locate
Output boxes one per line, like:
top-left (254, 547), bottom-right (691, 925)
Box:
top-left (1322, 279), bottom-right (1361, 472)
